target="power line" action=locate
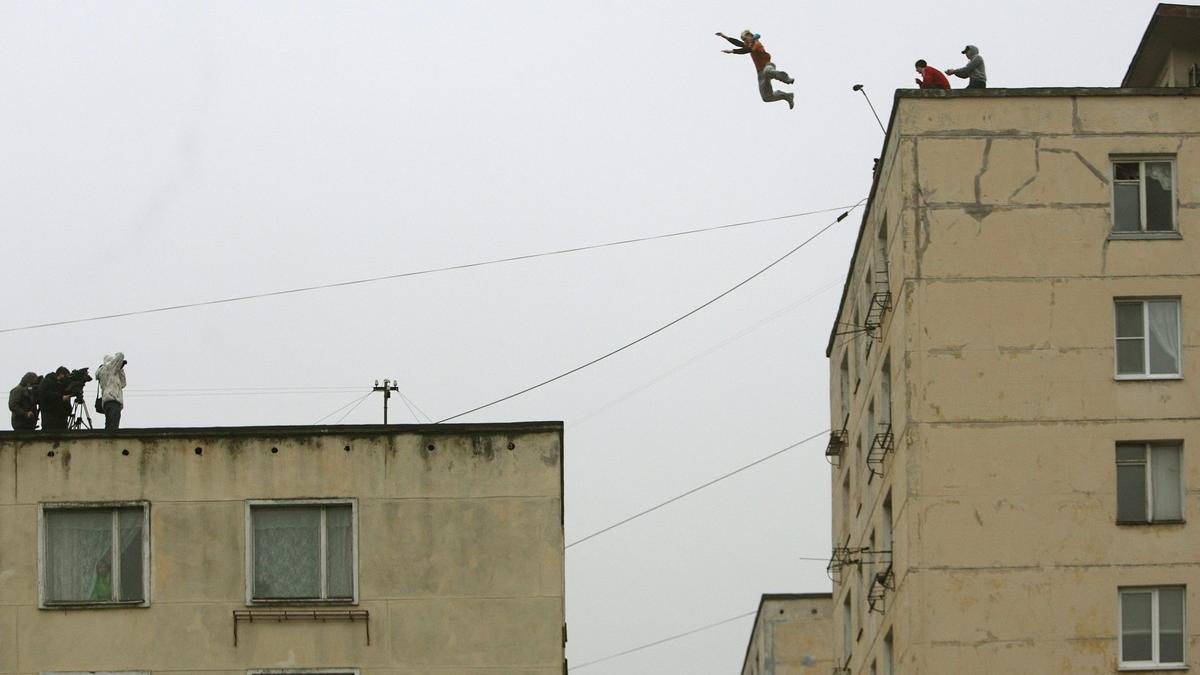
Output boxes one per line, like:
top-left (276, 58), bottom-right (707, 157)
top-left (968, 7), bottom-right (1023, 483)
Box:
top-left (566, 430), bottom-right (828, 549)
top-left (334, 391), bottom-right (374, 424)
top-left (312, 391), bottom-right (373, 425)
top-left (569, 610), bottom-right (758, 671)
top-left (0, 204), bottom-right (857, 335)
top-left (437, 201), bottom-right (865, 423)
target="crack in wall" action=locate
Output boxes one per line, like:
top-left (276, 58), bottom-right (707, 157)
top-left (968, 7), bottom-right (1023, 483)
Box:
top-left (1041, 148), bottom-right (1109, 185)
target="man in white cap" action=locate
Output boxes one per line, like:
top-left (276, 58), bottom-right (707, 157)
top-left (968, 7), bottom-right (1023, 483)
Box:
top-left (947, 45), bottom-right (986, 89)
top-left (96, 352), bottom-right (127, 430)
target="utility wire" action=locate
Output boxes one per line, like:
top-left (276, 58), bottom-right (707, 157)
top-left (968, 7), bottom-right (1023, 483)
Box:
top-left (569, 610), bottom-right (758, 671)
top-left (566, 429), bottom-right (828, 549)
top-left (438, 201), bottom-right (865, 423)
top-left (313, 391), bottom-right (373, 425)
top-left (0, 204), bottom-right (856, 335)
top-left (334, 391), bottom-right (374, 424)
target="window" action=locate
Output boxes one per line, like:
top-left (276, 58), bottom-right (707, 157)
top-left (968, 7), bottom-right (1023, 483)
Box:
top-left (1116, 442), bottom-right (1183, 523)
top-left (842, 592), bottom-right (853, 666)
top-left (883, 630), bottom-right (894, 675)
top-left (881, 493), bottom-right (893, 557)
top-left (1115, 299), bottom-right (1181, 378)
top-left (40, 503), bottom-right (149, 607)
top-left (247, 500), bottom-right (357, 603)
top-left (881, 356), bottom-right (892, 427)
top-left (1112, 159), bottom-right (1175, 233)
top-left (840, 353), bottom-right (851, 424)
top-left (1120, 587), bottom-right (1186, 667)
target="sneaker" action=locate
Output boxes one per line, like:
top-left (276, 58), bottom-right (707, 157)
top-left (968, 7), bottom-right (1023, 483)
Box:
top-left (785, 92), bottom-right (795, 109)
top-left (784, 75), bottom-right (795, 84)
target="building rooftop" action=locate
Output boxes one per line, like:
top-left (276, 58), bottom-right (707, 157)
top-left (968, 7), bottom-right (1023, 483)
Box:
top-left (0, 421), bottom-right (564, 442)
top-left (1123, 3), bottom-right (1200, 86)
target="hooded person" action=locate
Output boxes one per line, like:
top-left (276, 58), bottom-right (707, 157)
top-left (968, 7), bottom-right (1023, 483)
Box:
top-left (9, 372), bottom-right (40, 431)
top-left (96, 352), bottom-right (127, 430)
top-left (946, 45), bottom-right (986, 89)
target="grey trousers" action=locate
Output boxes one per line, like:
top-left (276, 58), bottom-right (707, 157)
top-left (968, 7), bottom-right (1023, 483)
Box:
top-left (758, 64), bottom-right (792, 102)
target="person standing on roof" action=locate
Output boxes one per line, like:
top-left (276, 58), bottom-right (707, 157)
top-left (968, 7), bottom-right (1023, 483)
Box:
top-left (96, 352), bottom-right (127, 430)
top-left (946, 45), bottom-right (986, 89)
top-left (914, 59), bottom-right (951, 90)
top-left (716, 30), bottom-right (795, 109)
top-left (9, 372), bottom-right (40, 431)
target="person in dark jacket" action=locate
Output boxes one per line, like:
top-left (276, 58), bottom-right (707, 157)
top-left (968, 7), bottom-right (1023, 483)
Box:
top-left (38, 367), bottom-right (73, 431)
top-left (9, 372), bottom-right (40, 430)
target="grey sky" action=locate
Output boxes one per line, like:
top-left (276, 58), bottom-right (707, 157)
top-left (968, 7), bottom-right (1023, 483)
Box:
top-left (1, 1), bottom-right (1163, 671)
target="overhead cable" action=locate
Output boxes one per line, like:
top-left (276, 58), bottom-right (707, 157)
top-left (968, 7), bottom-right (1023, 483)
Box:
top-left (569, 610), bottom-right (757, 671)
top-left (437, 201), bottom-right (865, 423)
top-left (566, 430), bottom-right (828, 549)
top-left (0, 204), bottom-right (857, 335)
top-left (312, 391), bottom-right (373, 425)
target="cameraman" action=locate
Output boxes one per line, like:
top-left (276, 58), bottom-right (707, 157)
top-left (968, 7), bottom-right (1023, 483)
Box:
top-left (9, 372), bottom-right (40, 431)
top-left (38, 367), bottom-right (73, 431)
top-left (96, 352), bottom-right (127, 430)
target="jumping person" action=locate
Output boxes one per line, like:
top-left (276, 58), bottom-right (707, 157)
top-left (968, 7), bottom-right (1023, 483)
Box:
top-left (914, 59), bottom-right (951, 90)
top-left (946, 45), bottom-right (987, 89)
top-left (716, 30), bottom-right (795, 109)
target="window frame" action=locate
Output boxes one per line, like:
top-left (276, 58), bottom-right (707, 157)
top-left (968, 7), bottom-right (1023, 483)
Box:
top-left (37, 501), bottom-right (151, 609)
top-left (1109, 156), bottom-right (1178, 237)
top-left (1116, 441), bottom-right (1185, 524)
top-left (249, 671), bottom-right (360, 675)
top-left (1113, 298), bottom-right (1182, 380)
top-left (245, 498), bottom-right (359, 606)
top-left (1118, 586), bottom-right (1187, 669)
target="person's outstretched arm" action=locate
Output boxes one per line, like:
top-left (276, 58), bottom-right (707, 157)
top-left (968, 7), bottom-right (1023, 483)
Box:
top-left (715, 32), bottom-right (747, 50)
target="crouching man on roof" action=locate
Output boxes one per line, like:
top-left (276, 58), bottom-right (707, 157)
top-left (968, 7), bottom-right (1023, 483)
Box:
top-left (717, 30), bottom-right (795, 109)
top-left (96, 352), bottom-right (127, 431)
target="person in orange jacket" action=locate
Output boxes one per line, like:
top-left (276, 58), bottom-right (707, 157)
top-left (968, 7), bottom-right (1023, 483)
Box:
top-left (716, 30), bottom-right (795, 109)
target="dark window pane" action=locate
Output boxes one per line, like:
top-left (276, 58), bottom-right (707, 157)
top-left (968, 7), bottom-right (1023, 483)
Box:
top-left (117, 507), bottom-right (144, 602)
top-left (1117, 339), bottom-right (1145, 375)
top-left (1117, 464), bottom-right (1147, 521)
top-left (1145, 162), bottom-right (1174, 231)
top-left (1116, 443), bottom-right (1145, 463)
top-left (1114, 162), bottom-right (1141, 181)
top-left (325, 505), bottom-right (354, 599)
top-left (1122, 592), bottom-right (1153, 661)
top-left (254, 506), bottom-right (321, 599)
top-left (1114, 182), bottom-right (1141, 231)
top-left (1116, 303), bottom-right (1144, 338)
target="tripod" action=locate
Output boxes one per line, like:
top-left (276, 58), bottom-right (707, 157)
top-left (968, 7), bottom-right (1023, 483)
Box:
top-left (68, 396), bottom-right (93, 430)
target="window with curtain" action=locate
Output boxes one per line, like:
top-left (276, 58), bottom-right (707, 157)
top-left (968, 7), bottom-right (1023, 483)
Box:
top-left (1115, 299), bottom-right (1181, 378)
top-left (42, 504), bottom-right (147, 606)
top-left (250, 501), bottom-right (355, 602)
top-left (1112, 158), bottom-right (1176, 233)
top-left (1120, 586), bottom-right (1186, 667)
top-left (1116, 442), bottom-right (1183, 523)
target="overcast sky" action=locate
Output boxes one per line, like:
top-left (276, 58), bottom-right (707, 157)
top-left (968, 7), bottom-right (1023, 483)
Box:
top-left (0, 1), bottom-right (1166, 672)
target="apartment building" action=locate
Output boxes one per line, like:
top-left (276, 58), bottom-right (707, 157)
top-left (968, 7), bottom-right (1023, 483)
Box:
top-left (824, 4), bottom-right (1199, 673)
top-left (740, 593), bottom-right (833, 675)
top-left (0, 422), bottom-right (565, 674)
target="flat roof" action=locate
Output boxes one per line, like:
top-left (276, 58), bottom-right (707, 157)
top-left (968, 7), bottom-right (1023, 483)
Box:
top-left (1122, 3), bottom-right (1200, 87)
top-left (739, 592), bottom-right (833, 671)
top-left (0, 421), bottom-right (564, 442)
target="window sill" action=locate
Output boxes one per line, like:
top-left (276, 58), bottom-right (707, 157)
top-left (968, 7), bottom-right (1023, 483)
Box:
top-left (40, 600), bottom-right (149, 610)
top-left (1118, 664), bottom-right (1188, 672)
top-left (1116, 519), bottom-right (1187, 526)
top-left (247, 598), bottom-right (358, 607)
top-left (1114, 375), bottom-right (1183, 382)
top-left (1108, 231), bottom-right (1182, 241)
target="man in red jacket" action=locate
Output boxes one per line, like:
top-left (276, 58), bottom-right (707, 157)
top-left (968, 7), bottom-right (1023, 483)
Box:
top-left (914, 60), bottom-right (951, 90)
top-left (717, 30), bottom-right (795, 109)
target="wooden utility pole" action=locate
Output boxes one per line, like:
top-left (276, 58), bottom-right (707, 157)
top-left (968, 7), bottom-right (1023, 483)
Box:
top-left (372, 379), bottom-right (399, 424)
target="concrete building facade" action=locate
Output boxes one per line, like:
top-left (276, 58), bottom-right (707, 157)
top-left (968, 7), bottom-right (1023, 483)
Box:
top-left (0, 423), bottom-right (565, 674)
top-left (825, 5), bottom-right (1199, 673)
top-left (739, 594), bottom-right (833, 675)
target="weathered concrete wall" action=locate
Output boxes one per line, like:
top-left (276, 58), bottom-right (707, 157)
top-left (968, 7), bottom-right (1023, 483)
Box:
top-left (829, 91), bottom-right (1200, 674)
top-left (0, 423), bottom-right (565, 674)
top-left (740, 595), bottom-right (833, 675)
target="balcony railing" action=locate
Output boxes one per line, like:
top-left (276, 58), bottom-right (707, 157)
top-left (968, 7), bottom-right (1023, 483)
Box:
top-left (866, 423), bottom-right (895, 477)
top-left (825, 429), bottom-right (849, 466)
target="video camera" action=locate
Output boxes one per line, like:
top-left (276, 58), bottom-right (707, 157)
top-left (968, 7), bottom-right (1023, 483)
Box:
top-left (62, 367), bottom-right (93, 401)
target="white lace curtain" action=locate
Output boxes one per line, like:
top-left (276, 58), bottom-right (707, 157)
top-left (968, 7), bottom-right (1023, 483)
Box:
top-left (44, 507), bottom-right (142, 603)
top-left (253, 504), bottom-right (353, 600)
top-left (1147, 301), bottom-right (1180, 374)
